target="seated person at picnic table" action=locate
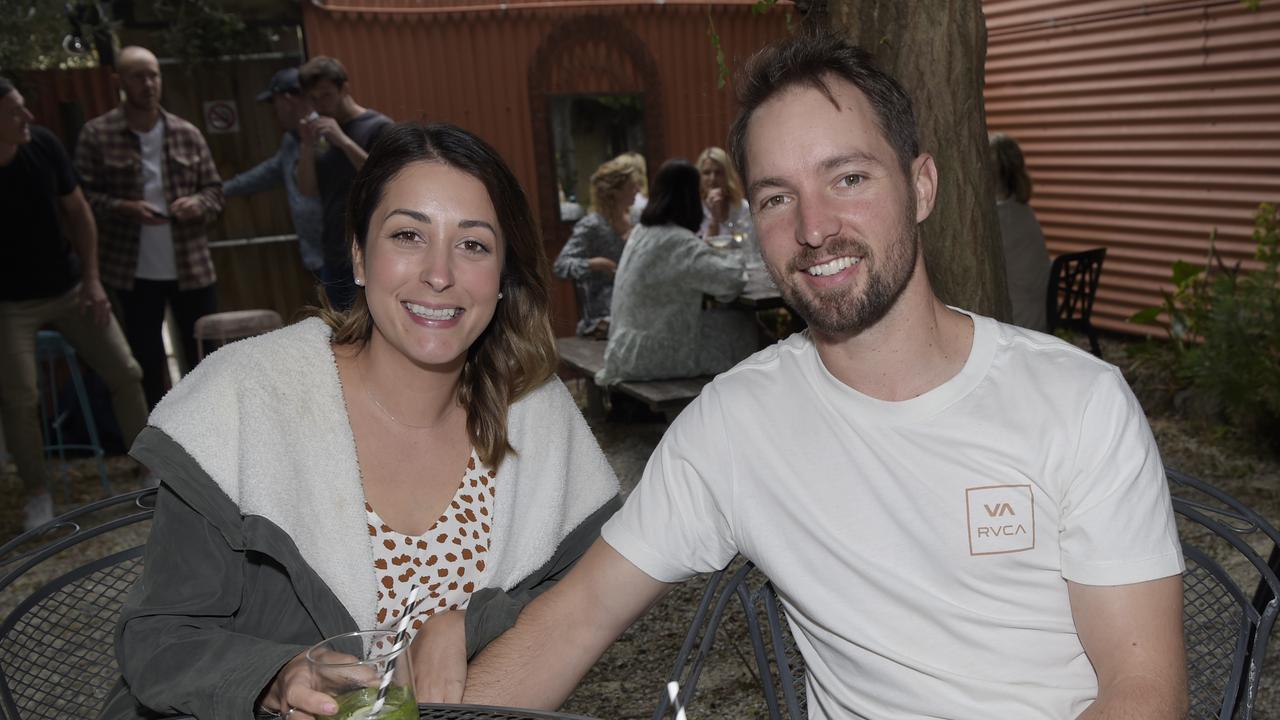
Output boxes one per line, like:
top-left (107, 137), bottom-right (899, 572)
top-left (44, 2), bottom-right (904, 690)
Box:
top-left (552, 158), bottom-right (642, 339)
top-left (461, 32), bottom-right (1187, 719)
top-left (990, 131), bottom-right (1051, 332)
top-left (102, 122), bottom-right (621, 720)
top-left (697, 146), bottom-right (755, 252)
top-left (595, 159), bottom-right (757, 385)
top-left (613, 150), bottom-right (650, 223)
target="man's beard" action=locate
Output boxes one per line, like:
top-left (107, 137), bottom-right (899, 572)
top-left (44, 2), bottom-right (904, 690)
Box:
top-left (126, 94), bottom-right (158, 113)
top-left (767, 210), bottom-right (920, 339)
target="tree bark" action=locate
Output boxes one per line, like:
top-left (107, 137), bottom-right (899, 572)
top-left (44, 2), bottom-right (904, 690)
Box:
top-left (810, 0), bottom-right (1010, 319)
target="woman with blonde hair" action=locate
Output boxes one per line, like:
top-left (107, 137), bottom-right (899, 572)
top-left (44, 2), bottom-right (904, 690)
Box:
top-left (613, 151), bottom-right (649, 221)
top-left (104, 122), bottom-right (620, 719)
top-left (990, 132), bottom-right (1051, 331)
top-left (696, 146), bottom-right (753, 246)
top-left (553, 157), bottom-right (641, 338)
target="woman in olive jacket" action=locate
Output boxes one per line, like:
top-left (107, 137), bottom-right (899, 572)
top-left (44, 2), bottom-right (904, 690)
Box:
top-left (101, 123), bottom-right (620, 720)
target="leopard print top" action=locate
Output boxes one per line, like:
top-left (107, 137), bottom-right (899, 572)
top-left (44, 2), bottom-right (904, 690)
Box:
top-left (366, 449), bottom-right (495, 640)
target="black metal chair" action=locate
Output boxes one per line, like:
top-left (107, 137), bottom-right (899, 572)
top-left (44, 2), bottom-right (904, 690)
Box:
top-left (0, 488), bottom-right (156, 720)
top-left (1046, 247), bottom-right (1107, 357)
top-left (1169, 468), bottom-right (1280, 719)
top-left (655, 560), bottom-right (805, 720)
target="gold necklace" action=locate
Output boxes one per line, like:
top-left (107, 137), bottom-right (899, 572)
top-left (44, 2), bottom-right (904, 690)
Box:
top-left (356, 355), bottom-right (455, 430)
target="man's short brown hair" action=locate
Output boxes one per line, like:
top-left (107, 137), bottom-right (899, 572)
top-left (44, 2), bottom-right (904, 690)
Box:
top-left (727, 32), bottom-right (920, 186)
top-left (299, 56), bottom-right (349, 90)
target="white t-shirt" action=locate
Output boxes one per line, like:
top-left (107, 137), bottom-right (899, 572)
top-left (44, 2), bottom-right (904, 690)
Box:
top-left (134, 122), bottom-right (177, 281)
top-left (602, 311), bottom-right (1183, 719)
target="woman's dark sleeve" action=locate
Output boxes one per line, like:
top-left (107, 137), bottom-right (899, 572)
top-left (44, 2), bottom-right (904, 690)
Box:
top-left (115, 486), bottom-right (307, 720)
top-left (462, 495), bottom-right (624, 658)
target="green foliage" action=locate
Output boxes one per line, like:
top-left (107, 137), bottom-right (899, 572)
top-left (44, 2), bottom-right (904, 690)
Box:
top-left (706, 1), bottom-right (792, 91)
top-left (1242, 0), bottom-right (1262, 11)
top-left (153, 0), bottom-right (266, 66)
top-left (0, 0), bottom-right (105, 72)
top-left (706, 12), bottom-right (729, 90)
top-left (1128, 203), bottom-right (1280, 448)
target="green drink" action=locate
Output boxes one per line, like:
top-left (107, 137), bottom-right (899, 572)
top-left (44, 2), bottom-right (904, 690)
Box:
top-left (318, 686), bottom-right (417, 720)
top-left (306, 630), bottom-right (417, 720)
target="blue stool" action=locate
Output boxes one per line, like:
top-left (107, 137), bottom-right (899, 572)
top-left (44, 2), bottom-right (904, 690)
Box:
top-left (35, 331), bottom-right (113, 501)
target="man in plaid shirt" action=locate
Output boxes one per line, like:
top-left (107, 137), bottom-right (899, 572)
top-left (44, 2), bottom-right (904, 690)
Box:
top-left (76, 46), bottom-right (224, 409)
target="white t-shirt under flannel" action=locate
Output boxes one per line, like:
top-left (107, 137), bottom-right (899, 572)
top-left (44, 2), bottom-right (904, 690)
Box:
top-left (602, 311), bottom-right (1183, 719)
top-left (133, 122), bottom-right (177, 281)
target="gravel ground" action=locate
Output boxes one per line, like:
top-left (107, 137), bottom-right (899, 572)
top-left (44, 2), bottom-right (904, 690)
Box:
top-left (0, 334), bottom-right (1277, 719)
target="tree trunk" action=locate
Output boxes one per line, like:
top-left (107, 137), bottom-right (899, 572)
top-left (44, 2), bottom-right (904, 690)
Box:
top-left (809, 0), bottom-right (1010, 320)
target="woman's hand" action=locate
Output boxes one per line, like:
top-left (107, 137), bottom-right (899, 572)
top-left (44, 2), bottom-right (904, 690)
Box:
top-left (259, 650), bottom-right (340, 719)
top-left (409, 609), bottom-right (468, 703)
top-left (706, 187), bottom-right (729, 225)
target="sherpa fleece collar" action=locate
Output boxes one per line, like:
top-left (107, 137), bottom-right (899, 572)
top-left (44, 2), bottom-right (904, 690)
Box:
top-left (146, 318), bottom-right (618, 630)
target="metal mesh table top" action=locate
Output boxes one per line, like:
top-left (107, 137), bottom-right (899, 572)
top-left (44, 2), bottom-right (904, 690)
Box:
top-left (418, 705), bottom-right (596, 719)
top-left (247, 705), bottom-right (596, 720)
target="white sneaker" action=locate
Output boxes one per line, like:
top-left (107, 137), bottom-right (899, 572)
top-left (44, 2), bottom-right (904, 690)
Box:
top-left (22, 493), bottom-right (54, 533)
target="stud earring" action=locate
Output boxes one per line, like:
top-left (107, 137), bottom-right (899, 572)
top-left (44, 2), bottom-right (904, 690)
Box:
top-left (354, 277), bottom-right (365, 287)
top-left (497, 291), bottom-right (504, 300)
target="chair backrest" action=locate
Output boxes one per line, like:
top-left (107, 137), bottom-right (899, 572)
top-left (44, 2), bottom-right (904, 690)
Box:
top-left (0, 489), bottom-right (156, 720)
top-left (654, 560), bottom-right (805, 720)
top-left (1046, 247), bottom-right (1106, 333)
top-left (1169, 468), bottom-right (1280, 719)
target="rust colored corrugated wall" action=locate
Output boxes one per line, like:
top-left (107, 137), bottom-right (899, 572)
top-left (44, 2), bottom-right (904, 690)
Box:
top-left (17, 67), bottom-right (115, 150)
top-left (301, 0), bottom-right (791, 334)
top-left (985, 0), bottom-right (1280, 335)
top-left (302, 0), bottom-right (788, 204)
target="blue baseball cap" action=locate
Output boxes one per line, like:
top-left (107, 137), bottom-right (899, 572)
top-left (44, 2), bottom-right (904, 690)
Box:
top-left (256, 68), bottom-right (301, 102)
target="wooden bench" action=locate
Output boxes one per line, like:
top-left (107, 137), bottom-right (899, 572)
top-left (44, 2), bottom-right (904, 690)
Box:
top-left (556, 337), bottom-right (712, 419)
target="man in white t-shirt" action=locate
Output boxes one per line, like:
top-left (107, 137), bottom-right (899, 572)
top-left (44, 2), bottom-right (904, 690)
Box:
top-left (460, 33), bottom-right (1187, 718)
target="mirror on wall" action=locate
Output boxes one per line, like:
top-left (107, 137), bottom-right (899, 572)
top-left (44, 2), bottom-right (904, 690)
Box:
top-left (550, 94), bottom-right (644, 223)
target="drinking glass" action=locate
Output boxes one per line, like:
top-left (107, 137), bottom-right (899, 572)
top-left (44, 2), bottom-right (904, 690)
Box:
top-left (726, 219), bottom-right (747, 249)
top-left (306, 630), bottom-right (417, 720)
top-left (706, 232), bottom-right (732, 249)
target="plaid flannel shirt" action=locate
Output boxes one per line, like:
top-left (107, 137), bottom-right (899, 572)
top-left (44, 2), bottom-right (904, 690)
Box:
top-left (75, 107), bottom-right (224, 290)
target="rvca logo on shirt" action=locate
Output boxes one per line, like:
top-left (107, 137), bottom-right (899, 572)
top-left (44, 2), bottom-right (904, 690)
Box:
top-left (966, 484), bottom-right (1035, 555)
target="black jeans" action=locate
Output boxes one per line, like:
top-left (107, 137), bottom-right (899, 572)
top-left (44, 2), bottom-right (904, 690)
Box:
top-left (115, 279), bottom-right (217, 409)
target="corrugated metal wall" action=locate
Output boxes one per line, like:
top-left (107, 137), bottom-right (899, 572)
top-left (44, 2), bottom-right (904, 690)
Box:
top-left (18, 67), bottom-right (116, 151)
top-left (302, 0), bottom-right (791, 334)
top-left (302, 0), bottom-right (787, 201)
top-left (985, 0), bottom-right (1280, 334)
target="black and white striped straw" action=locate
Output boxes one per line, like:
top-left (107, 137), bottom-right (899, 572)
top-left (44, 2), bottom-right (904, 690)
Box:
top-left (666, 680), bottom-right (688, 720)
top-left (370, 585), bottom-right (421, 715)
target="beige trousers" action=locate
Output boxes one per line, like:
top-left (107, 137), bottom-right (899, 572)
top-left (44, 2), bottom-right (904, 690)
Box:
top-left (0, 285), bottom-right (147, 498)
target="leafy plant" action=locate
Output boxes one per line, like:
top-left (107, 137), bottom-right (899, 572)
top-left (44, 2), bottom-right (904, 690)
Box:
top-left (706, 0), bottom-right (792, 90)
top-left (0, 0), bottom-right (109, 72)
top-left (1129, 203), bottom-right (1280, 449)
top-left (153, 0), bottom-right (266, 66)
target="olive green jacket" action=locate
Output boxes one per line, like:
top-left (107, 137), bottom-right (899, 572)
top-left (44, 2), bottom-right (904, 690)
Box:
top-left (99, 320), bottom-right (621, 719)
top-left (100, 428), bottom-right (620, 720)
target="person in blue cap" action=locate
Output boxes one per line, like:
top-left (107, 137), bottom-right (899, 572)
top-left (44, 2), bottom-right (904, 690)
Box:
top-left (223, 67), bottom-right (324, 279)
